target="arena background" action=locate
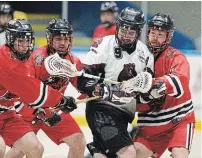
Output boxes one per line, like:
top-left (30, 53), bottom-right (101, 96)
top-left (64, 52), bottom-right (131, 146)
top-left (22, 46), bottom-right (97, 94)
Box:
top-left (5, 1), bottom-right (201, 157)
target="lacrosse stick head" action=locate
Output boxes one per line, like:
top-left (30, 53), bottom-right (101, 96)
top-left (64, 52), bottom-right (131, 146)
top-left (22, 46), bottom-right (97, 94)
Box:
top-left (121, 72), bottom-right (152, 93)
top-left (44, 53), bottom-right (80, 78)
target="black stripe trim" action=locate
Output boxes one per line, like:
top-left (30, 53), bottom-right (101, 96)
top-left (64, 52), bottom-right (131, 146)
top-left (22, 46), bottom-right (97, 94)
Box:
top-left (138, 101), bottom-right (192, 118)
top-left (30, 84), bottom-right (47, 107)
top-left (169, 75), bottom-right (181, 98)
top-left (14, 102), bottom-right (22, 109)
top-left (0, 107), bottom-right (8, 112)
top-left (137, 105), bottom-right (193, 124)
top-left (187, 123), bottom-right (192, 150)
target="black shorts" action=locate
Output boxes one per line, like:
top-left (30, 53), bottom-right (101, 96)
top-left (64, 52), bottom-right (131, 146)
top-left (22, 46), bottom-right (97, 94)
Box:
top-left (86, 102), bottom-right (134, 154)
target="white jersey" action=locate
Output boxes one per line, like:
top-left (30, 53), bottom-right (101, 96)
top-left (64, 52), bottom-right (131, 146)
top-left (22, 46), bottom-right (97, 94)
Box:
top-left (83, 35), bottom-right (154, 82)
top-left (0, 31), bottom-right (5, 47)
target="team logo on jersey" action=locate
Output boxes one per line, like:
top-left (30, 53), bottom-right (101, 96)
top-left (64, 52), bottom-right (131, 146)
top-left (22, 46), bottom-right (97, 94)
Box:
top-left (114, 47), bottom-right (123, 59)
top-left (91, 38), bottom-right (103, 48)
top-left (118, 63), bottom-right (137, 82)
top-left (136, 48), bottom-right (146, 63)
top-left (34, 53), bottom-right (45, 66)
top-left (166, 49), bottom-right (174, 58)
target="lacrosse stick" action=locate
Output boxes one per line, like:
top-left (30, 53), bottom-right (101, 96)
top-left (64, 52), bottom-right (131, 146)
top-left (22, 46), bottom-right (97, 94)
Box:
top-left (44, 53), bottom-right (153, 94)
top-left (44, 53), bottom-right (120, 84)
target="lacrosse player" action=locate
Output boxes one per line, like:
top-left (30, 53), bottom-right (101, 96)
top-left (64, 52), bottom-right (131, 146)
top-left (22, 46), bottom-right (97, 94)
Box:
top-left (133, 13), bottom-right (195, 158)
top-left (0, 19), bottom-right (77, 158)
top-left (6, 19), bottom-right (86, 158)
top-left (0, 3), bottom-right (13, 46)
top-left (77, 7), bottom-right (154, 158)
top-left (93, 1), bottom-right (118, 42)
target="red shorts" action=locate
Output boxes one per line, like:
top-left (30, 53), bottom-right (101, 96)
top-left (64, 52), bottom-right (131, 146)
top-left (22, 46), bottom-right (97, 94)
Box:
top-left (0, 111), bottom-right (33, 146)
top-left (28, 113), bottom-right (82, 145)
top-left (134, 121), bottom-right (195, 157)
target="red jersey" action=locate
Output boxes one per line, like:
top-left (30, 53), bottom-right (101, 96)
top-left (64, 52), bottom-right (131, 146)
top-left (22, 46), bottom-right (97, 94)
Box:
top-left (0, 45), bottom-right (62, 118)
top-left (15, 46), bottom-right (85, 120)
top-left (137, 46), bottom-right (195, 137)
top-left (92, 24), bottom-right (116, 41)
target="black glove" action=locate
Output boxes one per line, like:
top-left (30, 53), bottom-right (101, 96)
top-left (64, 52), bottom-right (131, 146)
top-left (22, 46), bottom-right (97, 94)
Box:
top-left (57, 96), bottom-right (77, 113)
top-left (46, 112), bottom-right (62, 126)
top-left (93, 83), bottom-right (112, 101)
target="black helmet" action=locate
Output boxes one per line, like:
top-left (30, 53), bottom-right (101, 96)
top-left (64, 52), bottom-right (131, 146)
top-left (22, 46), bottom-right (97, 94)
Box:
top-left (100, 1), bottom-right (118, 13)
top-left (0, 3), bottom-right (13, 15)
top-left (147, 13), bottom-right (175, 55)
top-left (5, 19), bottom-right (35, 61)
top-left (46, 19), bottom-right (73, 57)
top-left (116, 7), bottom-right (145, 52)
top-left (0, 3), bottom-right (13, 32)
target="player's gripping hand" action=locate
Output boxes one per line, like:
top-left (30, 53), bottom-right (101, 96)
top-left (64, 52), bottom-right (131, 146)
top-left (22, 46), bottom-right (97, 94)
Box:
top-left (93, 83), bottom-right (112, 101)
top-left (57, 96), bottom-right (77, 113)
top-left (32, 108), bottom-right (47, 124)
top-left (140, 80), bottom-right (166, 102)
top-left (139, 80), bottom-right (166, 112)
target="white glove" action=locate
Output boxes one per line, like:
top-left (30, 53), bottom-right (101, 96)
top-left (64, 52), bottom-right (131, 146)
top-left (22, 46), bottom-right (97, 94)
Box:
top-left (149, 80), bottom-right (166, 99)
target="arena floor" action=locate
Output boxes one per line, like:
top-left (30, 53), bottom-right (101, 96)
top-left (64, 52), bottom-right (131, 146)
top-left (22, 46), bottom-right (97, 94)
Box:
top-left (5, 126), bottom-right (200, 158)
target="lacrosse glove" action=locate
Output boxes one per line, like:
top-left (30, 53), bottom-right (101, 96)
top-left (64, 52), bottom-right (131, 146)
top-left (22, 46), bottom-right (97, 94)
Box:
top-left (32, 108), bottom-right (46, 124)
top-left (139, 80), bottom-right (166, 112)
top-left (57, 96), bottom-right (77, 113)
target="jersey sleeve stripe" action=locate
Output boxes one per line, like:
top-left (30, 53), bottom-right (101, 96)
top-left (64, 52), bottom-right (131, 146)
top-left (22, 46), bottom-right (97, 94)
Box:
top-left (14, 102), bottom-right (24, 112)
top-left (166, 75), bottom-right (183, 98)
top-left (29, 82), bottom-right (48, 108)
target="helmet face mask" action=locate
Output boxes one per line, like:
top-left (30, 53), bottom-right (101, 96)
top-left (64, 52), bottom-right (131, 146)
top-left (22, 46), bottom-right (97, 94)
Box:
top-left (51, 34), bottom-right (73, 56)
top-left (117, 26), bottom-right (137, 47)
top-left (46, 19), bottom-right (73, 57)
top-left (14, 36), bottom-right (34, 55)
top-left (147, 13), bottom-right (175, 56)
top-left (116, 7), bottom-right (145, 52)
top-left (5, 19), bottom-right (35, 61)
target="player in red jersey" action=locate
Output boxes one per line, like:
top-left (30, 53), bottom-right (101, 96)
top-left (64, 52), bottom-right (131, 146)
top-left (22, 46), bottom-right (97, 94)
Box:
top-left (0, 19), bottom-right (77, 158)
top-left (133, 13), bottom-right (195, 158)
top-left (92, 1), bottom-right (118, 41)
top-left (6, 19), bottom-right (86, 158)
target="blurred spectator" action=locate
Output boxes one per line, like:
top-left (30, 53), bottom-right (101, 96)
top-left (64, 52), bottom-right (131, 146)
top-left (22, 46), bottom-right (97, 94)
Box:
top-left (92, 1), bottom-right (118, 41)
top-left (0, 3), bottom-right (13, 46)
top-left (0, 3), bottom-right (27, 46)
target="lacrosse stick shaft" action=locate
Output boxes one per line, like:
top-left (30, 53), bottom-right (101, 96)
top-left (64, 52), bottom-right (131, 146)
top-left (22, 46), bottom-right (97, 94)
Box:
top-left (75, 96), bottom-right (100, 104)
top-left (51, 96), bottom-right (100, 119)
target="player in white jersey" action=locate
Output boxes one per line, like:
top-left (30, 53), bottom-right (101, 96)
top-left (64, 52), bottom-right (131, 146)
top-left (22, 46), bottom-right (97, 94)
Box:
top-left (78, 7), bottom-right (154, 158)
